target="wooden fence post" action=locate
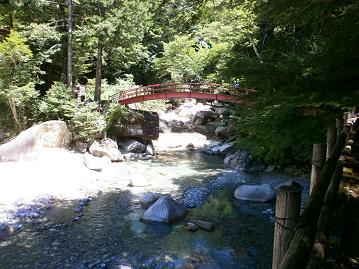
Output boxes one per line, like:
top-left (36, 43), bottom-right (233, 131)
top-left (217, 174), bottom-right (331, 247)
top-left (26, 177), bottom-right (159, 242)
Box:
top-left (326, 127), bottom-right (337, 160)
top-left (310, 144), bottom-right (326, 194)
top-left (336, 118), bottom-right (343, 138)
top-left (272, 182), bottom-right (302, 269)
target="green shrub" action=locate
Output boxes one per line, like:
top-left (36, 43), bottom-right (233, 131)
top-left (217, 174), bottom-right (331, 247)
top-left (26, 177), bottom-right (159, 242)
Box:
top-left (33, 82), bottom-right (106, 142)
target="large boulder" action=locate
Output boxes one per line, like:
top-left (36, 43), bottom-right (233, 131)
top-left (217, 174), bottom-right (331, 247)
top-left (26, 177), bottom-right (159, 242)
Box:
top-left (109, 109), bottom-right (159, 140)
top-left (141, 196), bottom-right (188, 223)
top-left (0, 120), bottom-right (71, 162)
top-left (89, 138), bottom-right (123, 162)
top-left (40, 121), bottom-right (72, 148)
top-left (234, 184), bottom-right (276, 202)
top-left (167, 120), bottom-right (188, 132)
top-left (224, 149), bottom-right (266, 172)
top-left (192, 111), bottom-right (218, 126)
top-left (216, 121), bottom-right (237, 139)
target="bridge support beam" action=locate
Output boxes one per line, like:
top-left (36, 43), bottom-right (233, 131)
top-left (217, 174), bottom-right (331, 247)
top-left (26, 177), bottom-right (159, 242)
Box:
top-left (272, 182), bottom-right (302, 269)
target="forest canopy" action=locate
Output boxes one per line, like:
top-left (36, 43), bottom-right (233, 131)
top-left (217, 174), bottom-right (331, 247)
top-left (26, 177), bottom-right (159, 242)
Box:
top-left (0, 0), bottom-right (358, 165)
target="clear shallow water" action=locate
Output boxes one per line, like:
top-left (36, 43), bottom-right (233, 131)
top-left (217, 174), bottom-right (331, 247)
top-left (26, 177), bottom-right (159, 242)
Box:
top-left (0, 152), bottom-right (308, 269)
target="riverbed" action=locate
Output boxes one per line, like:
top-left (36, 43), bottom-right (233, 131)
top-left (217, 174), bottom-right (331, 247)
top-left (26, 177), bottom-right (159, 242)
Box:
top-left (0, 143), bottom-right (309, 268)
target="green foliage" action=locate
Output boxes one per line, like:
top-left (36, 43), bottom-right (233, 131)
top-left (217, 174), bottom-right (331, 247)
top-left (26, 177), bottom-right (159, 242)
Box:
top-left (234, 92), bottom-right (346, 166)
top-left (0, 31), bottom-right (39, 130)
top-left (70, 103), bottom-right (105, 142)
top-left (86, 75), bottom-right (137, 101)
top-left (34, 82), bottom-right (104, 142)
top-left (105, 102), bottom-right (129, 130)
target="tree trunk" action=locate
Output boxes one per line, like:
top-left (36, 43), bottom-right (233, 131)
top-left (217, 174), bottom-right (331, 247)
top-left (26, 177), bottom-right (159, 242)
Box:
top-left (94, 41), bottom-right (103, 102)
top-left (66, 0), bottom-right (73, 89)
top-left (8, 98), bottom-right (21, 132)
top-left (250, 37), bottom-right (263, 64)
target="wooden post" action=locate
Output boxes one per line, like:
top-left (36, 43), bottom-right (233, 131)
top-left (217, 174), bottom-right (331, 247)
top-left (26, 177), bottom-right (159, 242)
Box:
top-left (310, 144), bottom-right (326, 194)
top-left (326, 127), bottom-right (337, 160)
top-left (336, 118), bottom-right (343, 138)
top-left (306, 163), bottom-right (343, 269)
top-left (272, 182), bottom-right (302, 269)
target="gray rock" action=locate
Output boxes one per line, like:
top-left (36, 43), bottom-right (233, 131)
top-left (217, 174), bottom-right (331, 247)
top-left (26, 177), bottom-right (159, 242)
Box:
top-left (218, 142), bottom-right (237, 155)
top-left (109, 109), bottom-right (159, 140)
top-left (159, 119), bottom-right (171, 133)
top-left (216, 122), bottom-right (237, 139)
top-left (191, 220), bottom-right (215, 231)
top-left (141, 196), bottom-right (188, 223)
top-left (0, 120), bottom-right (72, 162)
top-left (224, 149), bottom-right (266, 172)
top-left (215, 126), bottom-right (226, 137)
top-left (167, 120), bottom-right (188, 132)
top-left (234, 184), bottom-right (276, 202)
top-left (140, 192), bottom-right (159, 206)
top-left (118, 139), bottom-right (146, 153)
top-left (193, 111), bottom-right (218, 125)
top-left (186, 143), bottom-right (195, 150)
top-left (185, 222), bottom-right (199, 232)
top-left (89, 138), bottom-right (123, 162)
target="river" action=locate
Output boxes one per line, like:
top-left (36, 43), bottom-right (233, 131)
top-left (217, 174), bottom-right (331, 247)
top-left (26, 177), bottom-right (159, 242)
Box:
top-left (0, 147), bottom-right (309, 269)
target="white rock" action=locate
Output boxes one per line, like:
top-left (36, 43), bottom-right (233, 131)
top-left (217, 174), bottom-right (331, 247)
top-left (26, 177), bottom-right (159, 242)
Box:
top-left (83, 153), bottom-right (110, 172)
top-left (89, 138), bottom-right (123, 162)
top-left (234, 184), bottom-right (276, 202)
top-left (0, 120), bottom-right (71, 162)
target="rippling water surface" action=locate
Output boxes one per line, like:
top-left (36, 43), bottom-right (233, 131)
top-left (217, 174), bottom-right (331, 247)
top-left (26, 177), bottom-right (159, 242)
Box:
top-left (0, 151), bottom-right (308, 269)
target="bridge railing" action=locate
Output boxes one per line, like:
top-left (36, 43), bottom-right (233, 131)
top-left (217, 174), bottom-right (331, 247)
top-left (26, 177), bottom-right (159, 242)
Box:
top-left (115, 83), bottom-right (255, 102)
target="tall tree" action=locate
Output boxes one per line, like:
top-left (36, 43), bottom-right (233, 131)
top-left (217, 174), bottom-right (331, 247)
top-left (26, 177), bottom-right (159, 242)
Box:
top-left (67, 0), bottom-right (73, 89)
top-left (74, 0), bottom-right (151, 102)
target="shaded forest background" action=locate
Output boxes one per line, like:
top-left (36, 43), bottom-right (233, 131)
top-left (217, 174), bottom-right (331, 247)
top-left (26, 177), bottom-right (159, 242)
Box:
top-left (0, 0), bottom-right (358, 166)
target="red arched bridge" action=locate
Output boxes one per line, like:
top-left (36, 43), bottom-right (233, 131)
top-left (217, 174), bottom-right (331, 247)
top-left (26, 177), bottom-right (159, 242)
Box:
top-left (114, 83), bottom-right (255, 105)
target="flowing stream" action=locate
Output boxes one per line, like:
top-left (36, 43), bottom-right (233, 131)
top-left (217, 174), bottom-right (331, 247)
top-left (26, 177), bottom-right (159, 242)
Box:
top-left (0, 148), bottom-right (308, 269)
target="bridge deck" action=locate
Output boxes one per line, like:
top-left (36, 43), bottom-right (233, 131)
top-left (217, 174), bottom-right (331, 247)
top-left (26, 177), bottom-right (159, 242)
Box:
top-left (115, 83), bottom-right (255, 105)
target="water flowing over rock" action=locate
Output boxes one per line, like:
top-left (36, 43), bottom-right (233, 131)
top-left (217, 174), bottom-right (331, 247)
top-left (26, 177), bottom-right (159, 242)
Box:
top-left (0, 120), bottom-right (71, 162)
top-left (141, 196), bottom-right (188, 223)
top-left (205, 142), bottom-right (237, 156)
top-left (234, 184), bottom-right (276, 202)
top-left (224, 149), bottom-right (266, 172)
top-left (89, 138), bottom-right (123, 162)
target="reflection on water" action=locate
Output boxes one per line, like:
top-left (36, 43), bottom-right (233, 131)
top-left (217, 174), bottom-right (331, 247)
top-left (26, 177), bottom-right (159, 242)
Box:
top-left (0, 151), bottom-right (306, 269)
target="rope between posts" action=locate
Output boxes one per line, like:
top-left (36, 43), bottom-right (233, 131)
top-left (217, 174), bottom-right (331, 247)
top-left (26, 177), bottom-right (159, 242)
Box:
top-left (274, 215), bottom-right (298, 233)
top-left (311, 160), bottom-right (323, 168)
